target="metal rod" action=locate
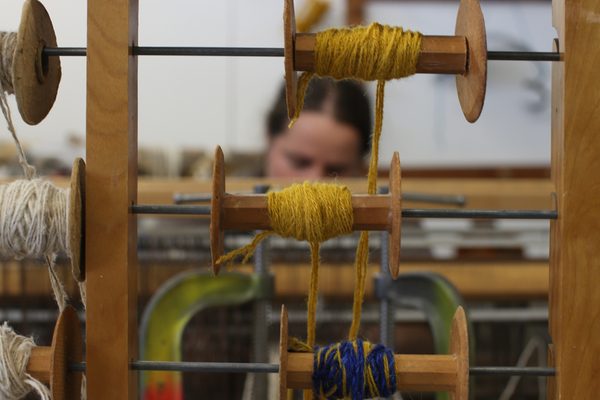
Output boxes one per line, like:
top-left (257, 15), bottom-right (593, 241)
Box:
top-left (470, 367), bottom-right (555, 377)
top-left (402, 208), bottom-right (557, 219)
top-left (132, 204), bottom-right (557, 220)
top-left (69, 361), bottom-right (555, 376)
top-left (174, 192), bottom-right (467, 207)
top-left (132, 204), bottom-right (211, 215)
top-left (43, 46), bottom-right (559, 62)
top-left (487, 51), bottom-right (560, 62)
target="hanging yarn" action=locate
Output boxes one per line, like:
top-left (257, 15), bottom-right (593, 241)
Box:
top-left (217, 182), bottom-right (353, 347)
top-left (0, 323), bottom-right (51, 400)
top-left (311, 339), bottom-right (397, 400)
top-left (289, 23), bottom-right (420, 342)
top-left (0, 31), bottom-right (35, 179)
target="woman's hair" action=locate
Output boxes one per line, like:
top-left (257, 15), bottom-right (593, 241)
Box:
top-left (266, 78), bottom-right (372, 156)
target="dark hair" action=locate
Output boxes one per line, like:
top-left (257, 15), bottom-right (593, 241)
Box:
top-left (267, 78), bottom-right (372, 156)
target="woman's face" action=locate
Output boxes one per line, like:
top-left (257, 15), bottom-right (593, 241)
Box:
top-left (265, 111), bottom-right (363, 179)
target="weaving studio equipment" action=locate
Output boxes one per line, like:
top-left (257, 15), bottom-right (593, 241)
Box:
top-left (0, 0), bottom-right (598, 398)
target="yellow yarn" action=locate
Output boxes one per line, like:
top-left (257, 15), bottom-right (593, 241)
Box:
top-left (287, 22), bottom-right (420, 343)
top-left (216, 182), bottom-right (354, 347)
top-left (220, 24), bottom-right (420, 398)
top-left (290, 23), bottom-right (422, 126)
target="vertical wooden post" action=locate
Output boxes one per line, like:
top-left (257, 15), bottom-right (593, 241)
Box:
top-left (86, 0), bottom-right (138, 398)
top-left (550, 0), bottom-right (600, 397)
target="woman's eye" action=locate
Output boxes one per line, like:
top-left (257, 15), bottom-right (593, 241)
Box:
top-left (287, 153), bottom-right (313, 169)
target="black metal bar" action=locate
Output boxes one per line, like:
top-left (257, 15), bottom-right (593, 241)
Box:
top-left (42, 47), bottom-right (86, 56)
top-left (132, 204), bottom-right (210, 215)
top-left (173, 192), bottom-right (467, 207)
top-left (488, 51), bottom-right (560, 62)
top-left (402, 208), bottom-right (557, 219)
top-left (470, 367), bottom-right (555, 377)
top-left (132, 204), bottom-right (557, 220)
top-left (43, 46), bottom-right (558, 62)
top-left (69, 361), bottom-right (555, 377)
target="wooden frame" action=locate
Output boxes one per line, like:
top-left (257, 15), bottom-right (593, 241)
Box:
top-left (548, 0), bottom-right (600, 397)
top-left (85, 0), bottom-right (138, 398)
top-left (78, 0), bottom-right (597, 399)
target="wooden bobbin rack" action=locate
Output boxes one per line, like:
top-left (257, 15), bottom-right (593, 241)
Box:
top-left (1, 0), bottom-right (597, 397)
top-left (25, 307), bottom-right (83, 400)
top-left (210, 146), bottom-right (403, 277)
top-left (283, 0), bottom-right (487, 122)
top-left (278, 306), bottom-right (469, 399)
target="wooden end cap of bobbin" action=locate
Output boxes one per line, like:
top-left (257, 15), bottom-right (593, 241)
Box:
top-left (210, 146), bottom-right (226, 275)
top-left (27, 306), bottom-right (83, 400)
top-left (283, 0), bottom-right (487, 122)
top-left (388, 152), bottom-right (402, 280)
top-left (13, 0), bottom-right (62, 125)
top-left (69, 158), bottom-right (86, 282)
top-left (278, 305), bottom-right (469, 399)
top-left (455, 0), bottom-right (487, 122)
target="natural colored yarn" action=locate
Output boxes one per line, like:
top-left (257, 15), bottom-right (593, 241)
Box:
top-left (217, 182), bottom-right (353, 347)
top-left (0, 323), bottom-right (51, 400)
top-left (0, 31), bottom-right (35, 180)
top-left (0, 179), bottom-right (70, 311)
top-left (296, 0), bottom-right (330, 33)
top-left (311, 339), bottom-right (397, 399)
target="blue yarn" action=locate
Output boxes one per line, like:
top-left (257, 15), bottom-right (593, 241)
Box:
top-left (312, 339), bottom-right (397, 399)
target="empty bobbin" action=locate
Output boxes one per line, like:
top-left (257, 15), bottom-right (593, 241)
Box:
top-left (26, 306), bottom-right (83, 400)
top-left (278, 305), bottom-right (469, 399)
top-left (12, 0), bottom-right (62, 125)
top-left (210, 146), bottom-right (403, 277)
top-left (283, 0), bottom-right (487, 122)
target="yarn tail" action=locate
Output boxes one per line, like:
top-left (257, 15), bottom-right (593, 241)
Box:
top-left (215, 231), bottom-right (274, 267)
top-left (289, 72), bottom-right (315, 128)
top-left (349, 80), bottom-right (386, 341)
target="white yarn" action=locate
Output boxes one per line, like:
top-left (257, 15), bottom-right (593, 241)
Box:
top-left (0, 179), bottom-right (70, 311)
top-left (0, 323), bottom-right (51, 400)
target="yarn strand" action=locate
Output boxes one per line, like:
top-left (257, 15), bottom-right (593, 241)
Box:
top-left (0, 32), bottom-right (36, 180)
top-left (0, 323), bottom-right (51, 400)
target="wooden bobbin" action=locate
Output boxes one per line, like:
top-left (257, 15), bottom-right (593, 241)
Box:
top-left (209, 146), bottom-right (403, 278)
top-left (12, 0), bottom-right (62, 125)
top-left (69, 157), bottom-right (86, 282)
top-left (283, 0), bottom-right (487, 122)
top-left (26, 306), bottom-right (83, 400)
top-left (278, 305), bottom-right (469, 399)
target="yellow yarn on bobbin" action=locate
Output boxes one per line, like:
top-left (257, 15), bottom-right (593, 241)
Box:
top-left (217, 182), bottom-right (353, 347)
top-left (291, 23), bottom-right (422, 125)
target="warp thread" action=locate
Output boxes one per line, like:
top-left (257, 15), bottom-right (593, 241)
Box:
top-left (217, 182), bottom-right (353, 348)
top-left (310, 339), bottom-right (397, 400)
top-left (0, 323), bottom-right (51, 400)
